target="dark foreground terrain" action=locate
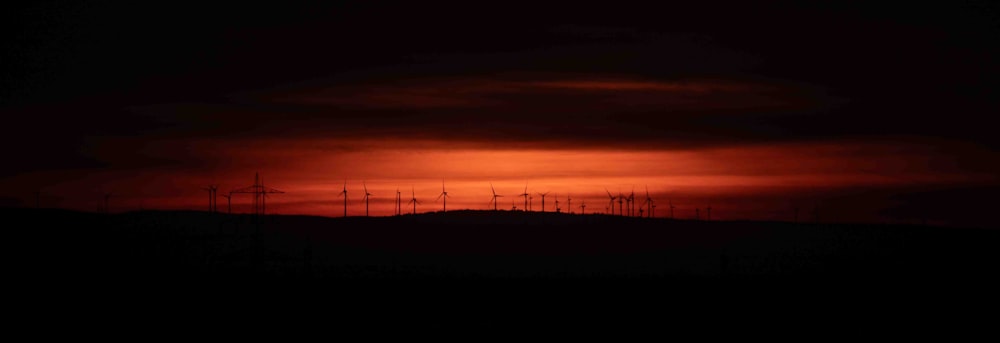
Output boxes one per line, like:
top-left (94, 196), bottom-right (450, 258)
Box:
top-left (9, 208), bottom-right (1000, 331)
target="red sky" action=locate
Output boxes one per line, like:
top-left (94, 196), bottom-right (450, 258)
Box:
top-left (15, 132), bottom-right (997, 224)
top-left (5, 2), bottom-right (999, 228)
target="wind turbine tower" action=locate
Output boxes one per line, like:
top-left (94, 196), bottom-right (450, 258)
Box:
top-left (519, 183), bottom-right (529, 212)
top-left (627, 187), bottom-right (635, 217)
top-left (537, 191), bottom-right (550, 212)
top-left (618, 190), bottom-right (624, 217)
top-left (642, 186), bottom-right (653, 218)
top-left (362, 182), bottom-right (372, 217)
top-left (489, 183), bottom-right (503, 211)
top-left (407, 186), bottom-right (420, 215)
top-left (435, 180), bottom-right (450, 212)
top-left (605, 189), bottom-right (616, 216)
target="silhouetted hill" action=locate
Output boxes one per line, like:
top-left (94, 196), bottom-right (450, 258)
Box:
top-left (12, 207), bottom-right (998, 280)
top-left (9, 207), bottom-right (999, 329)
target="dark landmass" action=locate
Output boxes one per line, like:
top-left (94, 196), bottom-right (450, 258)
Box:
top-left (9, 207), bottom-right (999, 329)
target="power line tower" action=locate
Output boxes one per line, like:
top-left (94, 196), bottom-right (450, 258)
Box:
top-left (202, 185), bottom-right (218, 213)
top-left (231, 172), bottom-right (285, 217)
top-left (221, 192), bottom-right (232, 214)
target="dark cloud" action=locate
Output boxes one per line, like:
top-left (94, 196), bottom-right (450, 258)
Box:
top-left (107, 75), bottom-right (833, 151)
top-left (5, 0), bottom-right (1000, 174)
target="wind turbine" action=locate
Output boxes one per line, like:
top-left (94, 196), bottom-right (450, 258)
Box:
top-left (617, 189), bottom-right (624, 217)
top-left (407, 186), bottom-right (419, 215)
top-left (579, 200), bottom-right (586, 215)
top-left (627, 186), bottom-right (635, 217)
top-left (362, 182), bottom-right (372, 217)
top-left (567, 193), bottom-right (572, 214)
top-left (435, 180), bottom-right (450, 212)
top-left (536, 191), bottom-right (550, 212)
top-left (641, 186), bottom-right (653, 218)
top-left (489, 183), bottom-right (503, 211)
top-left (519, 183), bottom-right (529, 212)
top-left (605, 189), bottom-right (616, 216)
top-left (338, 181), bottom-right (348, 217)
top-left (554, 193), bottom-right (560, 213)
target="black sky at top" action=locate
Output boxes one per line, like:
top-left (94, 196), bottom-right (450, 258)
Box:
top-left (5, 1), bottom-right (997, 101)
top-left (4, 0), bottom-right (1000, 175)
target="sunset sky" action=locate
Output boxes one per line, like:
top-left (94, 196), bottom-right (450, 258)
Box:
top-left (4, 1), bottom-right (999, 227)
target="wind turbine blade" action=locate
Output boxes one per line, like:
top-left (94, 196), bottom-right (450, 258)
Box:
top-left (435, 193), bottom-right (443, 202)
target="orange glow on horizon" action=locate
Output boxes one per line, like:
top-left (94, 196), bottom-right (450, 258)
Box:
top-left (20, 137), bottom-right (994, 223)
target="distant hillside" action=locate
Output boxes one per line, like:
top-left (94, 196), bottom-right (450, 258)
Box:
top-left (9, 207), bottom-right (999, 284)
